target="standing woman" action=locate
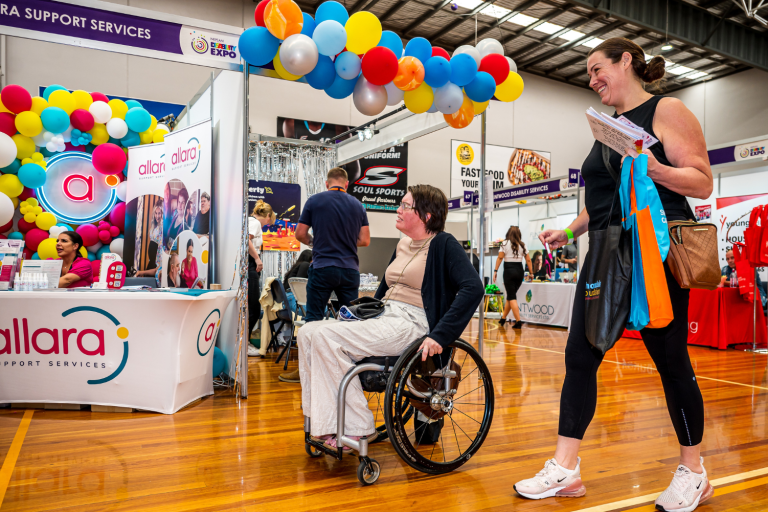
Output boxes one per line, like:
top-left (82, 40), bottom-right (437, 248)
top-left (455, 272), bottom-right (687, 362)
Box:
top-left (493, 226), bottom-right (533, 328)
top-left (248, 200), bottom-right (276, 340)
top-left (514, 38), bottom-right (714, 512)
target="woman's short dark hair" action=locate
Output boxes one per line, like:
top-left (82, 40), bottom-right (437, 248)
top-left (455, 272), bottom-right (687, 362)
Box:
top-left (61, 231), bottom-right (84, 256)
top-left (186, 238), bottom-right (194, 249)
top-left (408, 184), bottom-right (447, 233)
top-left (588, 37), bottom-right (665, 85)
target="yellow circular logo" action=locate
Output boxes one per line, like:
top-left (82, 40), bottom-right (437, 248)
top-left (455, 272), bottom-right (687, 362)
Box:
top-left (456, 144), bottom-right (474, 165)
top-left (201, 250), bottom-right (209, 264)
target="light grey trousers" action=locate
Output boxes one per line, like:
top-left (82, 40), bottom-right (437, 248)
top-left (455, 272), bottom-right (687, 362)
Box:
top-left (298, 301), bottom-right (429, 437)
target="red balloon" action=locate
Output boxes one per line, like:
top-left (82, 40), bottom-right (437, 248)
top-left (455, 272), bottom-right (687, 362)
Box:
top-left (70, 109), bottom-right (95, 131)
top-left (361, 46), bottom-right (399, 86)
top-left (17, 218), bottom-right (35, 233)
top-left (110, 202), bottom-right (126, 232)
top-left (0, 234), bottom-right (6, 239)
top-left (479, 54), bottom-right (509, 85)
top-left (1, 85), bottom-right (32, 114)
top-left (254, 0), bottom-right (270, 27)
top-left (91, 92), bottom-right (109, 103)
top-left (91, 259), bottom-right (101, 278)
top-left (25, 228), bottom-right (49, 252)
top-left (431, 47), bottom-right (450, 60)
top-left (0, 219), bottom-right (12, 233)
top-left (64, 142), bottom-right (85, 152)
top-left (18, 187), bottom-right (35, 201)
top-left (76, 224), bottom-right (99, 247)
top-left (92, 143), bottom-right (127, 175)
top-left (0, 112), bottom-right (16, 137)
top-left (23, 247), bottom-right (33, 260)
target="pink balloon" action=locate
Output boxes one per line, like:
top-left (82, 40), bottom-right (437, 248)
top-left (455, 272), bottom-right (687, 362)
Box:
top-left (91, 143), bottom-right (127, 176)
top-left (98, 221), bottom-right (109, 229)
top-left (25, 228), bottom-right (49, 252)
top-left (76, 224), bottom-right (99, 247)
top-left (109, 225), bottom-right (120, 237)
top-left (0, 112), bottom-right (16, 137)
top-left (70, 109), bottom-right (95, 132)
top-left (1, 85), bottom-right (32, 114)
top-left (91, 92), bottom-right (109, 103)
top-left (91, 259), bottom-right (101, 277)
top-left (98, 229), bottom-right (112, 244)
top-left (110, 202), bottom-right (126, 232)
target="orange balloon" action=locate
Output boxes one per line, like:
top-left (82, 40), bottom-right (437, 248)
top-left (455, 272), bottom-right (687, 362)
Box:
top-left (393, 57), bottom-right (425, 91)
top-left (264, 0), bottom-right (304, 40)
top-left (444, 93), bottom-right (475, 129)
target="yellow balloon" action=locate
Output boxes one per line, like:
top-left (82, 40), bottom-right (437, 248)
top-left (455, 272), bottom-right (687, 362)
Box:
top-left (139, 129), bottom-right (153, 144)
top-left (345, 11), bottom-right (383, 55)
top-left (0, 97), bottom-right (10, 114)
top-left (12, 134), bottom-right (35, 160)
top-left (15, 111), bottom-right (43, 137)
top-left (404, 82), bottom-right (434, 114)
top-left (273, 52), bottom-right (301, 81)
top-left (38, 238), bottom-right (59, 260)
top-left (26, 197), bottom-right (38, 207)
top-left (48, 89), bottom-right (76, 115)
top-left (32, 206), bottom-right (42, 215)
top-left (108, 99), bottom-right (128, 119)
top-left (31, 152), bottom-right (44, 163)
top-left (71, 90), bottom-right (93, 110)
top-left (472, 100), bottom-right (489, 115)
top-left (495, 71), bottom-right (524, 102)
top-left (30, 96), bottom-right (49, 115)
top-left (0, 174), bottom-right (23, 198)
top-left (10, 196), bottom-right (18, 208)
top-left (24, 212), bottom-right (36, 223)
top-left (149, 115), bottom-right (157, 132)
top-left (36, 211), bottom-right (57, 230)
top-left (79, 246), bottom-right (88, 258)
top-left (88, 123), bottom-right (109, 145)
top-left (152, 129), bottom-right (166, 143)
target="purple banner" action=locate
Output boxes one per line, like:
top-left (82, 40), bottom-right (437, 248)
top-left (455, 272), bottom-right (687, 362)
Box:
top-left (493, 179), bottom-right (562, 204)
top-left (0, 0), bottom-right (182, 54)
top-left (708, 146), bottom-right (735, 166)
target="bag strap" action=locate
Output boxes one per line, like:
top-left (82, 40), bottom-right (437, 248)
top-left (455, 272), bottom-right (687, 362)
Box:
top-left (601, 143), bottom-right (619, 183)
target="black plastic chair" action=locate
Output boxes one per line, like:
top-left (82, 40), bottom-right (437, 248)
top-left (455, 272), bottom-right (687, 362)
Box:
top-left (268, 279), bottom-right (296, 369)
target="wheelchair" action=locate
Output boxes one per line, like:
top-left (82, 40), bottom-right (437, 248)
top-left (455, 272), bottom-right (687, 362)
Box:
top-left (304, 335), bottom-right (494, 485)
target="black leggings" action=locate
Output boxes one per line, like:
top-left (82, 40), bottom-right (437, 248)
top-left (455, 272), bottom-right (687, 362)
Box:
top-left (559, 259), bottom-right (704, 446)
top-left (248, 270), bottom-right (261, 336)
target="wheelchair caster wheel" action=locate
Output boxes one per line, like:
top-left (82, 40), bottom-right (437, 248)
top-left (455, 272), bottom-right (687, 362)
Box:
top-left (305, 443), bottom-right (323, 458)
top-left (357, 458), bottom-right (380, 485)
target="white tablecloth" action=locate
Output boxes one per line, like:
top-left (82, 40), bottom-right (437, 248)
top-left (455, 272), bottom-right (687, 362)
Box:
top-left (507, 282), bottom-right (577, 328)
top-left (0, 289), bottom-right (236, 413)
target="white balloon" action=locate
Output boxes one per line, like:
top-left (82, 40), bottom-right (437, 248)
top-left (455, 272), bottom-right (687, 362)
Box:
top-left (384, 81), bottom-right (404, 105)
top-left (0, 192), bottom-right (14, 225)
top-left (43, 131), bottom-right (54, 142)
top-left (32, 132), bottom-right (48, 147)
top-left (453, 45), bottom-right (481, 67)
top-left (89, 101), bottom-right (112, 124)
top-left (155, 123), bottom-right (170, 133)
top-left (87, 241), bottom-right (103, 253)
top-left (506, 56), bottom-right (517, 73)
top-left (476, 38), bottom-right (504, 58)
top-left (109, 238), bottom-right (124, 258)
top-left (49, 225), bottom-right (67, 239)
top-left (46, 141), bottom-right (57, 153)
top-left (0, 132), bottom-right (17, 167)
top-left (280, 34), bottom-right (319, 76)
top-left (434, 83), bottom-right (464, 115)
top-left (106, 118), bottom-right (128, 139)
top-left (61, 125), bottom-right (73, 143)
top-left (116, 181), bottom-right (128, 202)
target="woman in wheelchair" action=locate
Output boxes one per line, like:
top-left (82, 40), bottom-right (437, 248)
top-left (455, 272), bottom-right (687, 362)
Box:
top-left (298, 184), bottom-right (485, 458)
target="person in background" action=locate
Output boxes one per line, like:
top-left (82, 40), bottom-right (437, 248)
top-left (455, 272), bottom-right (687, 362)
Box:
top-left (720, 249), bottom-right (766, 306)
top-left (167, 252), bottom-right (185, 288)
top-left (530, 251), bottom-right (549, 280)
top-left (248, 200), bottom-right (276, 354)
top-left (284, 249), bottom-right (312, 314)
top-left (57, 231), bottom-right (93, 289)
top-left (184, 200), bottom-right (195, 231)
top-left (181, 239), bottom-right (201, 289)
top-left (167, 189), bottom-right (188, 250)
top-left (557, 239), bottom-right (578, 271)
top-left (193, 192), bottom-right (210, 235)
top-left (493, 226), bottom-right (533, 328)
top-left (136, 201), bottom-right (164, 278)
top-left (290, 167), bottom-right (370, 384)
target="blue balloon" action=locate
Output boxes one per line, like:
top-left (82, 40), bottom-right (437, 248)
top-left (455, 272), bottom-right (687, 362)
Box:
top-left (378, 31), bottom-right (403, 59)
top-left (239, 26), bottom-right (280, 66)
top-left (213, 346), bottom-right (227, 377)
top-left (300, 12), bottom-right (316, 37)
top-left (464, 71), bottom-right (496, 102)
top-left (56, 223), bottom-right (73, 231)
top-left (18, 163), bottom-right (46, 188)
top-left (8, 231), bottom-right (23, 240)
top-left (125, 107), bottom-right (152, 133)
top-left (313, 20), bottom-right (347, 57)
top-left (125, 100), bottom-right (143, 110)
top-left (450, 53), bottom-right (478, 87)
top-left (424, 56), bottom-right (451, 88)
top-left (84, 143), bottom-right (96, 154)
top-left (306, 55), bottom-right (336, 90)
top-left (335, 51), bottom-right (361, 81)
top-left (117, 234), bottom-right (124, 239)
top-left (40, 106), bottom-right (70, 134)
top-left (315, 1), bottom-right (349, 25)
top-left (31, 252), bottom-right (40, 260)
top-left (121, 130), bottom-right (141, 147)
top-left (87, 252), bottom-right (96, 261)
top-left (1, 159), bottom-right (20, 175)
top-left (404, 37), bottom-right (432, 65)
top-left (97, 245), bottom-right (111, 259)
top-left (324, 73), bottom-right (357, 99)
top-left (42, 84), bottom-right (67, 101)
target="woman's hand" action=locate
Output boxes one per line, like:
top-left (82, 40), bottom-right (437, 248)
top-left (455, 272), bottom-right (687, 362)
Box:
top-left (419, 337), bottom-right (443, 361)
top-left (623, 148), bottom-right (665, 180)
top-left (538, 229), bottom-right (568, 250)
top-left (255, 259), bottom-right (263, 272)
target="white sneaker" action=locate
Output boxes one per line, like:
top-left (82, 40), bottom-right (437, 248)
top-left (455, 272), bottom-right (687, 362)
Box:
top-left (654, 458), bottom-right (713, 512)
top-left (247, 344), bottom-right (259, 357)
top-left (514, 457), bottom-right (586, 499)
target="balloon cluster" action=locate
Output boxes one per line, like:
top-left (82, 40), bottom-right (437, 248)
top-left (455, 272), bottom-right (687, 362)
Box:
top-left (238, 0), bottom-right (524, 128)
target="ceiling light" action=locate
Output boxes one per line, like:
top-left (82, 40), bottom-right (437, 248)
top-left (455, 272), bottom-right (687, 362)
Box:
top-left (560, 30), bottom-right (585, 42)
top-left (683, 71), bottom-right (709, 80)
top-left (581, 38), bottom-right (604, 48)
top-left (666, 65), bottom-right (695, 75)
top-left (363, 127), bottom-right (374, 140)
top-left (535, 22), bottom-right (565, 35)
top-left (661, 44), bottom-right (673, 51)
top-left (507, 13), bottom-right (538, 26)
top-left (358, 131), bottom-right (365, 142)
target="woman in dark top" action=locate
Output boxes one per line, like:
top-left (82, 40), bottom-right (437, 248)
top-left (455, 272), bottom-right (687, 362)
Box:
top-left (515, 38), bottom-right (714, 511)
top-left (284, 249), bottom-right (312, 313)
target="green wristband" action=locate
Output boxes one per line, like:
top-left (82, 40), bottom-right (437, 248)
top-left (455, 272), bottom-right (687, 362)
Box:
top-left (564, 227), bottom-right (574, 244)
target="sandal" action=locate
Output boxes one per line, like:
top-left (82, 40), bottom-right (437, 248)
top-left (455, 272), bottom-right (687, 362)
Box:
top-left (323, 435), bottom-right (361, 452)
top-left (310, 434), bottom-right (333, 444)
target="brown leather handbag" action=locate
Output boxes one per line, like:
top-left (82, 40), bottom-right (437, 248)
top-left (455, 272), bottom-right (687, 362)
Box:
top-left (666, 215), bottom-right (721, 290)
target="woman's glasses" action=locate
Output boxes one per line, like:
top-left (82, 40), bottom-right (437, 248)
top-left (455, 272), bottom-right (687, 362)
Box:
top-left (398, 201), bottom-right (415, 212)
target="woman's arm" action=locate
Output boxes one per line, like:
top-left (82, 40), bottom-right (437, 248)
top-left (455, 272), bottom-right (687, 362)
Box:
top-left (525, 253), bottom-right (533, 275)
top-left (493, 251), bottom-right (504, 282)
top-left (248, 240), bottom-right (262, 272)
top-left (59, 273), bottom-right (81, 288)
top-left (539, 207), bottom-right (590, 250)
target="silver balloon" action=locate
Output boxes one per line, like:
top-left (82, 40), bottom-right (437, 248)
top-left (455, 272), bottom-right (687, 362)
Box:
top-left (427, 100), bottom-right (439, 113)
top-left (477, 38), bottom-right (504, 58)
top-left (384, 81), bottom-right (404, 105)
top-left (434, 83), bottom-right (463, 115)
top-left (353, 76), bottom-right (387, 116)
top-left (453, 45), bottom-right (481, 67)
top-left (279, 34), bottom-right (319, 76)
top-left (506, 56), bottom-right (517, 73)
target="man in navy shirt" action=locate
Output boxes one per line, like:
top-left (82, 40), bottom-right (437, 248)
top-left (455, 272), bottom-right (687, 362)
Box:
top-left (296, 166), bottom-right (370, 321)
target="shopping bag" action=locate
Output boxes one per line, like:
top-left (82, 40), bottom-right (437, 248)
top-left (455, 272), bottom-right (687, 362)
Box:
top-left (733, 242), bottom-right (755, 302)
top-left (632, 155), bottom-right (670, 261)
top-left (626, 220), bottom-right (649, 331)
top-left (637, 206), bottom-right (673, 328)
top-left (743, 206), bottom-right (761, 266)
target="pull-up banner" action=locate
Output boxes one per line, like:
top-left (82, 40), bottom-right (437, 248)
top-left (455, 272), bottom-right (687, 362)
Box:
top-left (0, 0), bottom-right (242, 70)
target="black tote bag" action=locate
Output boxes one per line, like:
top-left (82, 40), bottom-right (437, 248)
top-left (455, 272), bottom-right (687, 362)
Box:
top-left (582, 145), bottom-right (633, 354)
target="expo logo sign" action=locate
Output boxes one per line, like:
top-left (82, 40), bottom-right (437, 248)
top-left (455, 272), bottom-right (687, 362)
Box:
top-left (171, 137), bottom-right (201, 173)
top-left (0, 306), bottom-right (129, 385)
top-left (739, 146), bottom-right (765, 158)
top-left (197, 309), bottom-right (221, 357)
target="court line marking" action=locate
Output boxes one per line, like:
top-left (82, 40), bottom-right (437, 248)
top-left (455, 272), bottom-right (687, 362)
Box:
top-left (0, 410), bottom-right (34, 507)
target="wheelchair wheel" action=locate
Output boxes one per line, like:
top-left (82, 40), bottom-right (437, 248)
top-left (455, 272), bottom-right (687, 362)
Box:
top-left (384, 338), bottom-right (494, 475)
top-left (367, 392), bottom-right (413, 444)
top-left (357, 458), bottom-right (381, 485)
top-left (305, 443), bottom-right (323, 458)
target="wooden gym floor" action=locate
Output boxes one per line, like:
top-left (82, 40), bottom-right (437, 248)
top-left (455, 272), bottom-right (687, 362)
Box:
top-left (1, 320), bottom-right (767, 511)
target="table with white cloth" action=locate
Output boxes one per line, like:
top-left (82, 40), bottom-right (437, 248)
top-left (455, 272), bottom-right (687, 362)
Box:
top-left (0, 289), bottom-right (236, 414)
top-left (514, 282), bottom-right (577, 328)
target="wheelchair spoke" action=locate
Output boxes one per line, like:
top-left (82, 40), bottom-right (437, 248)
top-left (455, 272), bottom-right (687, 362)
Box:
top-left (441, 432), bottom-right (445, 463)
top-left (447, 411), bottom-right (476, 444)
top-left (449, 412), bottom-right (461, 455)
top-left (453, 384), bottom-right (484, 402)
top-left (456, 365), bottom-right (478, 386)
top-left (429, 439), bottom-right (437, 461)
top-left (451, 405), bottom-right (482, 425)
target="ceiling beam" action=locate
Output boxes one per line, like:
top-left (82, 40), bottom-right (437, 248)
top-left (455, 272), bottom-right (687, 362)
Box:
top-left (698, 0), bottom-right (730, 10)
top-left (500, 5), bottom-right (575, 48)
top-left (518, 20), bottom-right (625, 69)
top-left (401, 0), bottom-right (455, 36)
top-left (663, 64), bottom-right (749, 92)
top-left (511, 12), bottom-right (603, 60)
top-left (455, 0), bottom-right (541, 46)
top-left (379, 0), bottom-right (413, 22)
top-left (425, 1), bottom-right (497, 42)
top-left (350, 0), bottom-right (386, 14)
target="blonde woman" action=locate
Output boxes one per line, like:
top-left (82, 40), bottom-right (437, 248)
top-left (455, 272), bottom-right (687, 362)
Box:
top-left (248, 200), bottom-right (276, 336)
top-left (136, 201), bottom-right (164, 278)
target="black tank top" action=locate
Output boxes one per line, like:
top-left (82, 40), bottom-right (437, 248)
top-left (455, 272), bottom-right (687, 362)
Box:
top-left (582, 95), bottom-right (688, 231)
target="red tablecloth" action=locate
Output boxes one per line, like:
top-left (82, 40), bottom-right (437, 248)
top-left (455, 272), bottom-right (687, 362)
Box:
top-left (622, 287), bottom-right (767, 349)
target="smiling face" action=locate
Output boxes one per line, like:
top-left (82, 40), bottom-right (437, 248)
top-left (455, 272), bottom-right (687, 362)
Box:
top-left (154, 206), bottom-right (162, 224)
top-left (200, 195), bottom-right (210, 214)
top-left (726, 250), bottom-right (735, 269)
top-left (587, 50), bottom-right (633, 107)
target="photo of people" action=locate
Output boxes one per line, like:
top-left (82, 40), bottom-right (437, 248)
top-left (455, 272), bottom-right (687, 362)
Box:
top-left (163, 179), bottom-right (189, 252)
top-left (193, 191), bottom-right (210, 235)
top-left (123, 194), bottom-right (164, 276)
top-left (162, 230), bottom-right (207, 289)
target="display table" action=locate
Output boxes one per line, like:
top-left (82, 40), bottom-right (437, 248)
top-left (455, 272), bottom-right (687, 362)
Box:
top-left (622, 287), bottom-right (766, 349)
top-left (512, 282), bottom-right (577, 329)
top-left (0, 289), bottom-right (236, 413)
